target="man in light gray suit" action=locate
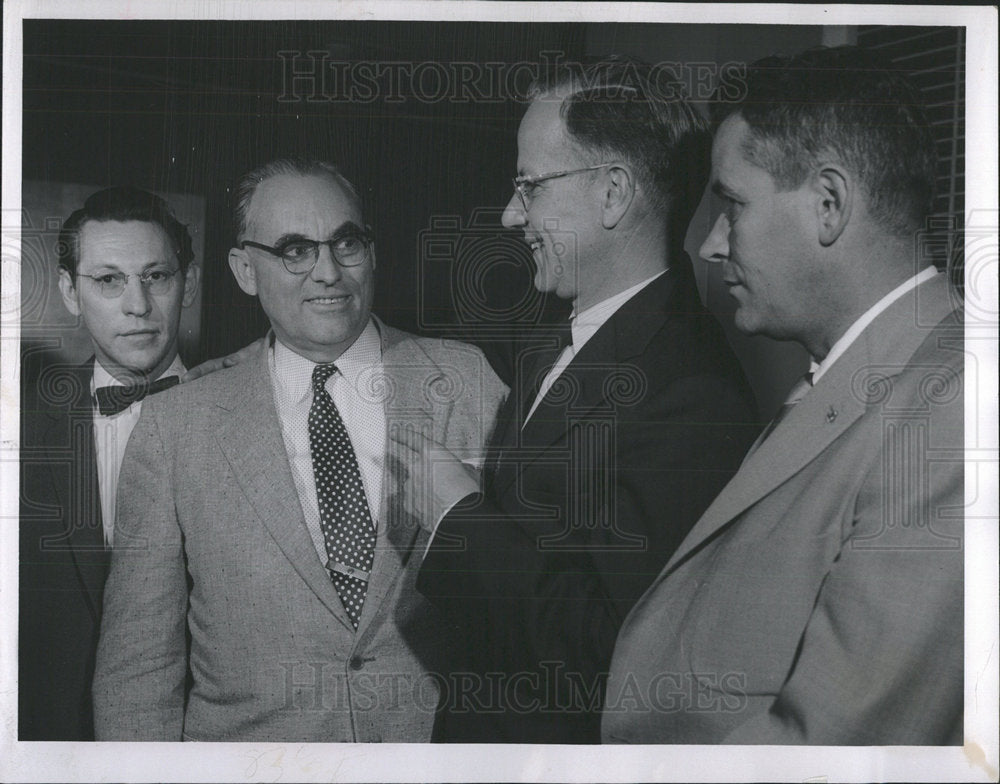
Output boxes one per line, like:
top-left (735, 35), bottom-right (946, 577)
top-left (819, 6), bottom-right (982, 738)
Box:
top-left (603, 46), bottom-right (964, 744)
top-left (93, 158), bottom-right (505, 741)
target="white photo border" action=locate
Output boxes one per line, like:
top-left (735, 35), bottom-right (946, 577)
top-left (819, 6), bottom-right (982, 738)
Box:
top-left (2, 2), bottom-right (996, 782)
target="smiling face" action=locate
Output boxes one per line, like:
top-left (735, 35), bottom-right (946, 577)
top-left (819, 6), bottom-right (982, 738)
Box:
top-left (58, 219), bottom-right (197, 381)
top-left (228, 172), bottom-right (375, 363)
top-left (699, 115), bottom-right (822, 342)
top-left (501, 97), bottom-right (604, 306)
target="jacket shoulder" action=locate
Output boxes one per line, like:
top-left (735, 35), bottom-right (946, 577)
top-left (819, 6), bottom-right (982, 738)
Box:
top-left (877, 309), bottom-right (964, 416)
top-left (385, 328), bottom-right (503, 381)
top-left (143, 351), bottom-right (262, 419)
top-left (643, 302), bottom-right (753, 401)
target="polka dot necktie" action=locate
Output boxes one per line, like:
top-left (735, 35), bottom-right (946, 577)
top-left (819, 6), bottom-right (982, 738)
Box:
top-left (309, 363), bottom-right (376, 629)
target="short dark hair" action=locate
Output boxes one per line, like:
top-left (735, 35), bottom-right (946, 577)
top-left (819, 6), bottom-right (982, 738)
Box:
top-left (528, 55), bottom-right (711, 228)
top-left (711, 45), bottom-right (936, 235)
top-left (57, 186), bottom-right (195, 275)
top-left (232, 158), bottom-right (361, 241)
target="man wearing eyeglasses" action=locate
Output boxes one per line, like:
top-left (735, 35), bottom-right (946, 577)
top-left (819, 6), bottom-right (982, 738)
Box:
top-left (92, 158), bottom-right (505, 742)
top-left (392, 58), bottom-right (757, 743)
top-left (19, 185), bottom-right (200, 740)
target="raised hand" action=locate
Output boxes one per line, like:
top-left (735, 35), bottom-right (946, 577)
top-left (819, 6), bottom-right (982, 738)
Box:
top-left (388, 425), bottom-right (480, 532)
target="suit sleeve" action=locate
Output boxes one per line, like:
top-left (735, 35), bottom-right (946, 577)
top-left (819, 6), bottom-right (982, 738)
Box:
top-left (419, 372), bottom-right (756, 677)
top-left (92, 405), bottom-right (189, 741)
top-left (723, 381), bottom-right (964, 745)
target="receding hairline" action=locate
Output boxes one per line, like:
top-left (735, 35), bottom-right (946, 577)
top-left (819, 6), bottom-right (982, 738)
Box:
top-left (239, 167), bottom-right (363, 241)
top-left (516, 91), bottom-right (616, 178)
top-left (519, 94), bottom-right (591, 153)
top-left (525, 61), bottom-right (643, 103)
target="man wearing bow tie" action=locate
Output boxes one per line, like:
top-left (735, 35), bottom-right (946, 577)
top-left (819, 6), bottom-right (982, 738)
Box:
top-left (19, 186), bottom-right (200, 739)
top-left (92, 158), bottom-right (504, 742)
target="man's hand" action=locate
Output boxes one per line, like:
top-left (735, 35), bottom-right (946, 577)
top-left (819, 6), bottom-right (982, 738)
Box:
top-left (181, 337), bottom-right (265, 382)
top-left (389, 426), bottom-right (480, 533)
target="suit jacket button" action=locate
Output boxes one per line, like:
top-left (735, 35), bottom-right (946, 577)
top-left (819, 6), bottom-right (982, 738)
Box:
top-left (349, 656), bottom-right (364, 671)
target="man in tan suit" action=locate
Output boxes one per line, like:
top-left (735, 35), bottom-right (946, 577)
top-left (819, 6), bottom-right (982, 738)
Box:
top-left (603, 45), bottom-right (964, 744)
top-left (93, 158), bottom-right (505, 741)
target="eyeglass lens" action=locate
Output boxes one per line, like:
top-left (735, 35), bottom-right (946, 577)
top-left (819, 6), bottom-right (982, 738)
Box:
top-left (279, 236), bottom-right (370, 273)
top-left (86, 270), bottom-right (179, 298)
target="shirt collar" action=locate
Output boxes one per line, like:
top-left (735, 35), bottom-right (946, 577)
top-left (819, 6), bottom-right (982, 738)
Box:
top-left (809, 266), bottom-right (939, 384)
top-left (91, 354), bottom-right (186, 393)
top-left (569, 270), bottom-right (666, 351)
top-left (272, 318), bottom-right (381, 405)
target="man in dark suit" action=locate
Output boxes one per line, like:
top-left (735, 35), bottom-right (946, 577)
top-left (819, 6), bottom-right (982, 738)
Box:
top-left (392, 57), bottom-right (758, 743)
top-left (604, 45), bottom-right (964, 745)
top-left (19, 186), bottom-right (200, 739)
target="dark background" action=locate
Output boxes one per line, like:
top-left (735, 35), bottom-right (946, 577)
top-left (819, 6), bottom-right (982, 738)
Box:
top-left (22, 21), bottom-right (586, 359)
top-left (21, 20), bottom-right (965, 416)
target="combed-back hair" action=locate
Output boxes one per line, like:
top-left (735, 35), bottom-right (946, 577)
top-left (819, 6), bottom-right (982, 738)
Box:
top-left (232, 157), bottom-right (361, 241)
top-left (710, 45), bottom-right (936, 235)
top-left (57, 185), bottom-right (194, 274)
top-left (528, 55), bottom-right (711, 229)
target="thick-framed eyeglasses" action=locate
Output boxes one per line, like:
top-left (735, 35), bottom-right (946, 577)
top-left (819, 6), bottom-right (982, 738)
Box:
top-left (76, 268), bottom-right (181, 299)
top-left (239, 229), bottom-right (374, 275)
top-left (512, 163), bottom-right (616, 211)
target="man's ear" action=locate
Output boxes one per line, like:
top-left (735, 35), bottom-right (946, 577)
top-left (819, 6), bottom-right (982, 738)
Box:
top-left (600, 164), bottom-right (636, 229)
top-left (814, 164), bottom-right (852, 247)
top-left (57, 268), bottom-right (82, 316)
top-left (228, 248), bottom-right (257, 296)
top-left (368, 242), bottom-right (376, 272)
top-left (181, 264), bottom-right (201, 308)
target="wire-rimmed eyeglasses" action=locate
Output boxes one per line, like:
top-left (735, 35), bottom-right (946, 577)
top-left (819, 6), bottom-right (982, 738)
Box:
top-left (239, 228), bottom-right (374, 275)
top-left (75, 268), bottom-right (181, 299)
top-left (512, 163), bottom-right (617, 211)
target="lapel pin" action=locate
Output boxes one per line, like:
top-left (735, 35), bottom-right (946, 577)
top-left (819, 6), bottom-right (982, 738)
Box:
top-left (826, 406), bottom-right (838, 423)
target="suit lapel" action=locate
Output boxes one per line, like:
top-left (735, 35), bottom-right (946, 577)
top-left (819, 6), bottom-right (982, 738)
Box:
top-left (213, 344), bottom-right (351, 630)
top-left (493, 268), bottom-right (682, 496)
top-left (42, 361), bottom-right (109, 621)
top-left (353, 326), bottom-right (439, 637)
top-left (666, 376), bottom-right (867, 569)
top-left (487, 334), bottom-right (566, 490)
top-left (663, 274), bottom-right (962, 573)
top-left (67, 402), bottom-right (111, 617)
top-left (483, 390), bottom-right (520, 491)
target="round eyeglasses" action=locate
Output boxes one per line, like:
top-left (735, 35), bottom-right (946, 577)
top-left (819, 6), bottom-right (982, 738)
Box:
top-left (239, 229), bottom-right (373, 275)
top-left (75, 268), bottom-right (181, 299)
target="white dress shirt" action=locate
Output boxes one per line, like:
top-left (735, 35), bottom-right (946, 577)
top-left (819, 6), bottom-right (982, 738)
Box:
top-left (809, 266), bottom-right (940, 385)
top-left (91, 355), bottom-right (186, 546)
top-left (524, 270), bottom-right (667, 424)
top-left (270, 321), bottom-right (386, 566)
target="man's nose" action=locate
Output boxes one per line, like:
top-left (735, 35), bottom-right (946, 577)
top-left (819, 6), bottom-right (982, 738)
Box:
top-left (501, 191), bottom-right (526, 229)
top-left (120, 276), bottom-right (153, 316)
top-left (309, 244), bottom-right (344, 284)
top-left (699, 213), bottom-right (730, 264)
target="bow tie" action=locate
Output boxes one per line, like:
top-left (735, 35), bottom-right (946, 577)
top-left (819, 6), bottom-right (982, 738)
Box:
top-left (94, 375), bottom-right (180, 416)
